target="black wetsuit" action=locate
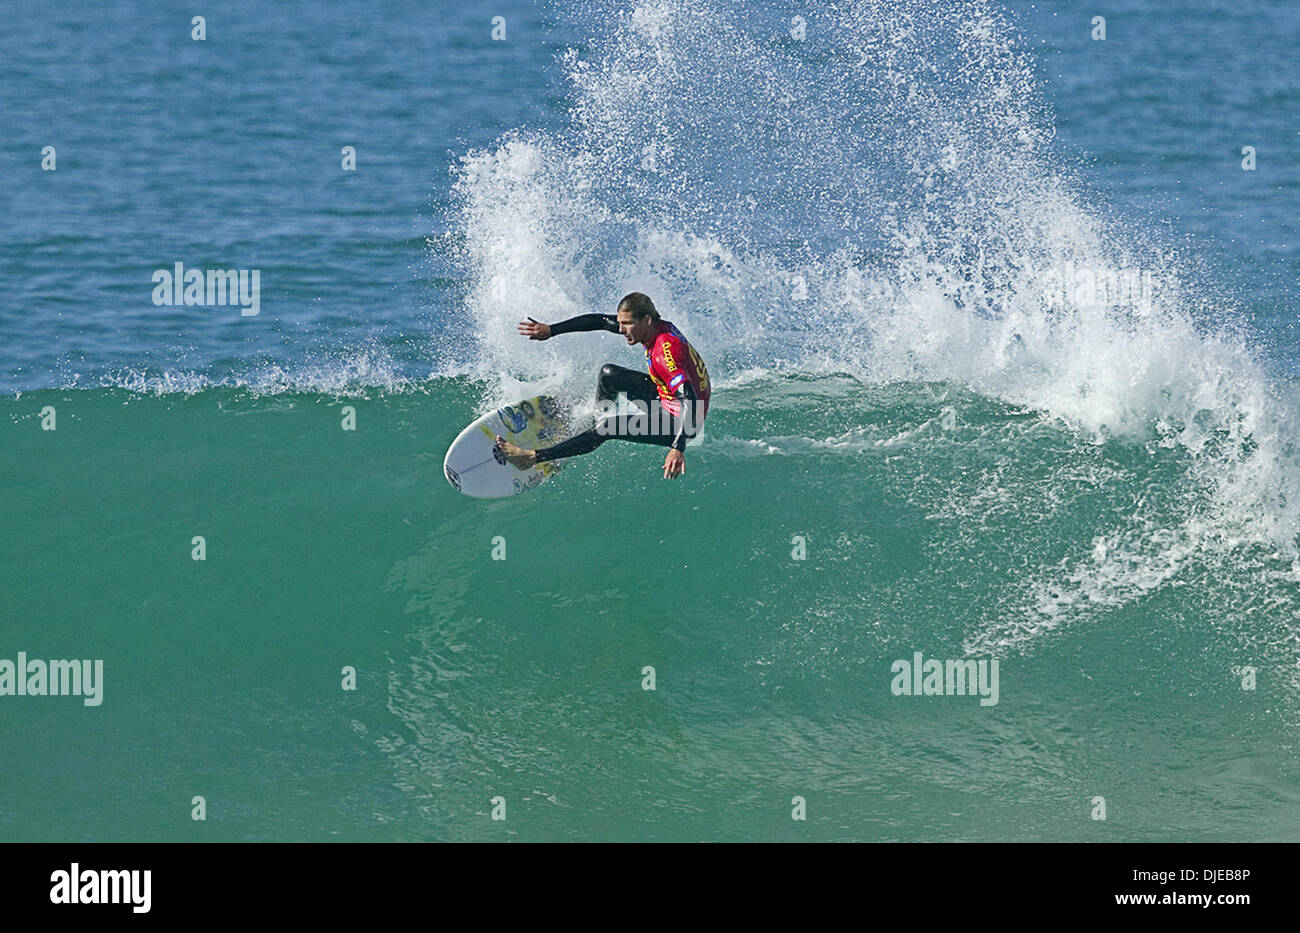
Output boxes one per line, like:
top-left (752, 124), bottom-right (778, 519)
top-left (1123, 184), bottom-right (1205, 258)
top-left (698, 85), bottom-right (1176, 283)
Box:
top-left (532, 314), bottom-right (708, 463)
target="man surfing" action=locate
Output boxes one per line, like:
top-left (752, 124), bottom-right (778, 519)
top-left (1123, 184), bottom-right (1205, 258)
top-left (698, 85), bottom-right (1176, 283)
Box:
top-left (494, 292), bottom-right (710, 479)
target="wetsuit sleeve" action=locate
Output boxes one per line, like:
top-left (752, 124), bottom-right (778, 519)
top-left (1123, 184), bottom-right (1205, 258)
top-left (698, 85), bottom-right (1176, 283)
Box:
top-left (670, 381), bottom-right (700, 451)
top-left (547, 314), bottom-right (619, 336)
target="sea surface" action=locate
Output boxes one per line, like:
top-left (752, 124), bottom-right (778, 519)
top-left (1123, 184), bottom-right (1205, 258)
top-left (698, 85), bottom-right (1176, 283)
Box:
top-left (2, 0), bottom-right (1299, 841)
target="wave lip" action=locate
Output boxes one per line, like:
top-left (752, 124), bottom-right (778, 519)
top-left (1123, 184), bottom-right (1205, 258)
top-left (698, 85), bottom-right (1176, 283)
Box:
top-left (451, 0), bottom-right (1300, 579)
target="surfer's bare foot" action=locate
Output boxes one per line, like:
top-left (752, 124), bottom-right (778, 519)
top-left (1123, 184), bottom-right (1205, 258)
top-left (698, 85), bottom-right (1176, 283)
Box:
top-left (495, 435), bottom-right (537, 470)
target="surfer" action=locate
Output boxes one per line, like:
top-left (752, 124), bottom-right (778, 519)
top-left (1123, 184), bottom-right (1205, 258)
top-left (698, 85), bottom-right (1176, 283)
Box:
top-left (494, 292), bottom-right (710, 479)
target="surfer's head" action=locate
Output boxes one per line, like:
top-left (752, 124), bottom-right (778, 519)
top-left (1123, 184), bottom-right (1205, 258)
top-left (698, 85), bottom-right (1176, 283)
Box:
top-left (616, 292), bottom-right (660, 345)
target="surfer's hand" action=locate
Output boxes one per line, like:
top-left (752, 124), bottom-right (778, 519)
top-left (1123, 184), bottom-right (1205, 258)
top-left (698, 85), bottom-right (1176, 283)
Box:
top-left (495, 435), bottom-right (537, 470)
top-left (517, 317), bottom-right (552, 341)
top-left (663, 448), bottom-right (685, 479)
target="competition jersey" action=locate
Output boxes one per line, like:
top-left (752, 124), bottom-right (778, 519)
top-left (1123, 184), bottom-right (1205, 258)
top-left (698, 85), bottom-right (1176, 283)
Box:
top-left (645, 320), bottom-right (710, 420)
top-left (546, 312), bottom-right (712, 423)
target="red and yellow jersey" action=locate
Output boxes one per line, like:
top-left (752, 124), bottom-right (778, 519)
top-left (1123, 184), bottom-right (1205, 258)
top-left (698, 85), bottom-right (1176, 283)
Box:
top-left (645, 320), bottom-right (710, 420)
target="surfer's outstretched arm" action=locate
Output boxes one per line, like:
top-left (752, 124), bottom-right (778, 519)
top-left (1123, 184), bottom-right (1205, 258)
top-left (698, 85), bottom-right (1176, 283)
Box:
top-left (517, 314), bottom-right (619, 340)
top-left (668, 381), bottom-right (701, 453)
top-left (663, 380), bottom-right (700, 479)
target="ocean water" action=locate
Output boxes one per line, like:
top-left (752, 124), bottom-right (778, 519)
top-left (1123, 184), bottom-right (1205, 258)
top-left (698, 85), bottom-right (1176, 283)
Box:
top-left (2, 0), bottom-right (1299, 841)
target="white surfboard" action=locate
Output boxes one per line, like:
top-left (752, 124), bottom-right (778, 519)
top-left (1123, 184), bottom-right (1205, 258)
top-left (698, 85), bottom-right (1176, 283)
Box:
top-left (443, 396), bottom-right (570, 498)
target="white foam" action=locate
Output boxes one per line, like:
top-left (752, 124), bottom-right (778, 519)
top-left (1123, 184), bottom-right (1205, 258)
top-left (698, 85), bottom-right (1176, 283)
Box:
top-left (88, 347), bottom-right (413, 397)
top-left (450, 0), bottom-right (1300, 622)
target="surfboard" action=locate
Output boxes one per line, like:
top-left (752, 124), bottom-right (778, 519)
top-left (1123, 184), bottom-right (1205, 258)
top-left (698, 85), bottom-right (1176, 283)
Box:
top-left (443, 396), bottom-right (569, 498)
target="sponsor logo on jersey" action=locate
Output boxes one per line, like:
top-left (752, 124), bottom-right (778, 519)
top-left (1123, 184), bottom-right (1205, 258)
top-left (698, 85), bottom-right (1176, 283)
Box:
top-left (668, 372), bottom-right (685, 390)
top-left (661, 342), bottom-right (678, 372)
top-left (687, 344), bottom-right (710, 393)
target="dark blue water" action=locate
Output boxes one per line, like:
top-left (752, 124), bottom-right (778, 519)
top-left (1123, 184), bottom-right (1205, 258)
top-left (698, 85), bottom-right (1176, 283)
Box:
top-left (2, 1), bottom-right (1295, 392)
